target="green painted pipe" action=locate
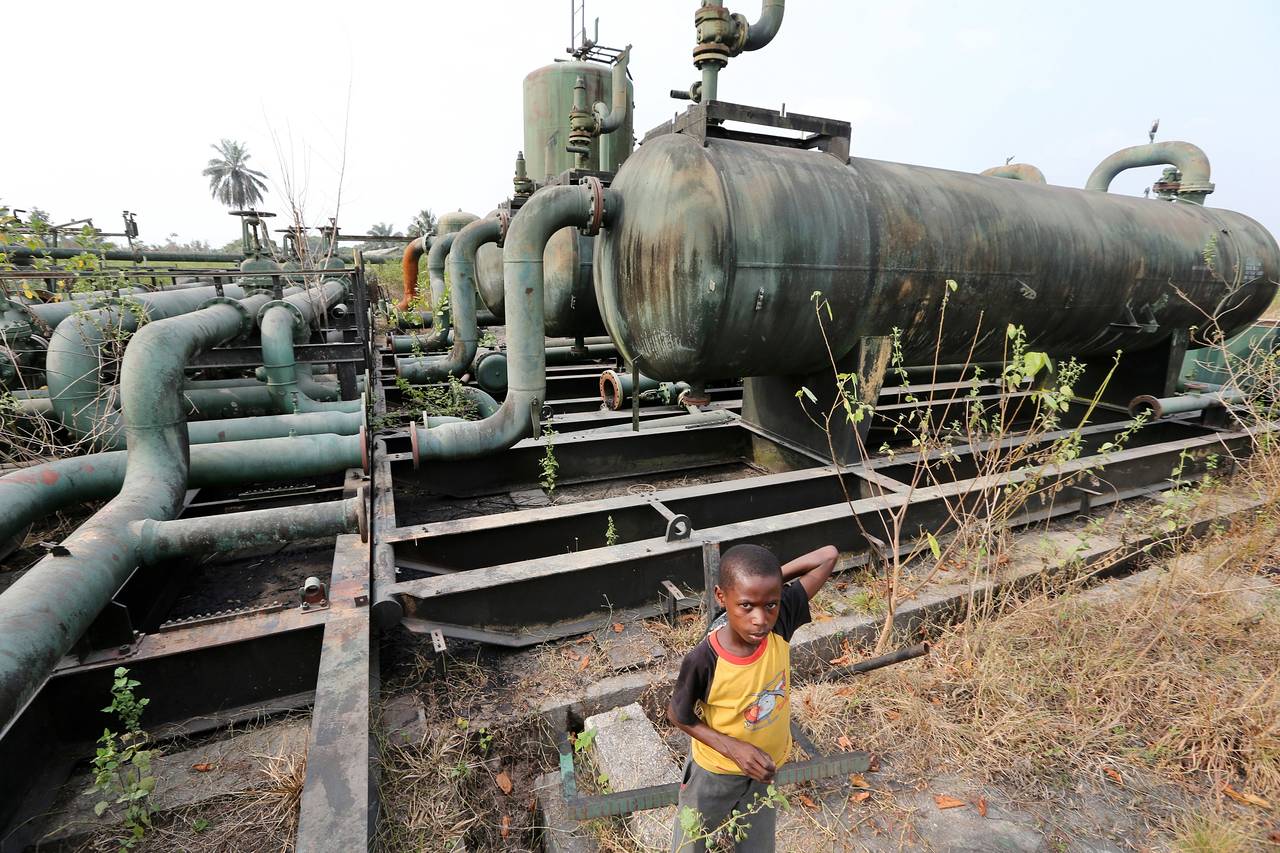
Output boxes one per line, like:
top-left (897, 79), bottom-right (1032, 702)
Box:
top-left (46, 285), bottom-right (252, 445)
top-left (26, 280), bottom-right (219, 328)
top-left (394, 218), bottom-right (502, 383)
top-left (598, 369), bottom-right (691, 410)
top-left (596, 408), bottom-right (735, 433)
top-left (182, 384), bottom-right (280, 419)
top-left (259, 280), bottom-right (362, 414)
top-left (1085, 141), bottom-right (1214, 204)
top-left (421, 231), bottom-right (460, 350)
top-left (0, 431), bottom-right (366, 552)
top-left (0, 289), bottom-right (279, 725)
top-left (411, 184), bottom-right (612, 465)
top-left (4, 246), bottom-right (242, 264)
top-left (135, 494), bottom-right (364, 565)
top-left (1128, 389), bottom-right (1245, 419)
top-left (469, 343), bottom-right (619, 395)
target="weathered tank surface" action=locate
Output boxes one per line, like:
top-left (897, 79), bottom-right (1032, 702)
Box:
top-left (475, 241), bottom-right (505, 318)
top-left (474, 226), bottom-right (604, 338)
top-left (523, 60), bottom-right (634, 183)
top-left (594, 133), bottom-right (1280, 381)
top-left (435, 209), bottom-right (479, 237)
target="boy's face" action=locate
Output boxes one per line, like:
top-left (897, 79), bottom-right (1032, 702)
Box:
top-left (715, 573), bottom-right (783, 647)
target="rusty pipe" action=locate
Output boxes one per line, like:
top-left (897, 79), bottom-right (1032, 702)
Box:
top-left (593, 45), bottom-right (632, 135)
top-left (819, 642), bottom-right (930, 681)
top-left (397, 234), bottom-right (431, 312)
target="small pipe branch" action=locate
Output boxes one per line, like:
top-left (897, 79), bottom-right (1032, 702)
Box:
top-left (1085, 141), bottom-right (1215, 204)
top-left (980, 163), bottom-right (1047, 184)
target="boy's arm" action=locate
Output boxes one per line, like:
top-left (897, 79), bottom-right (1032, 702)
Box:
top-left (665, 710), bottom-right (777, 783)
top-left (781, 544), bottom-right (839, 599)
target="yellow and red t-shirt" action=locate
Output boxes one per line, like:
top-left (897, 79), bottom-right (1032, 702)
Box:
top-left (670, 582), bottom-right (811, 775)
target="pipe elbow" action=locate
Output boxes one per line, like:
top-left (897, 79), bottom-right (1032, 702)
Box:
top-left (398, 235), bottom-right (429, 312)
top-left (1085, 141), bottom-right (1214, 202)
top-left (980, 163), bottom-right (1046, 184)
top-left (740, 0), bottom-right (785, 52)
top-left (593, 45), bottom-right (632, 135)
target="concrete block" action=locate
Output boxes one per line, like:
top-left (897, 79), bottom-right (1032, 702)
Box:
top-left (584, 702), bottom-right (680, 851)
top-left (534, 771), bottom-right (594, 853)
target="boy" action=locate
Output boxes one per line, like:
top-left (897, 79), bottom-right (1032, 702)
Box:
top-left (667, 543), bottom-right (839, 852)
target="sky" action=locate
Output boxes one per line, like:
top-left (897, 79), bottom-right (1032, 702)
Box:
top-left (4, 0), bottom-right (1277, 246)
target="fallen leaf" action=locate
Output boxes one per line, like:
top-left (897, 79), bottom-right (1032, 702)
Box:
top-left (1268, 829), bottom-right (1280, 844)
top-left (867, 754), bottom-right (881, 772)
top-left (1103, 767), bottom-right (1123, 785)
top-left (501, 815), bottom-right (511, 838)
top-left (884, 710), bottom-right (902, 722)
top-left (934, 794), bottom-right (966, 810)
top-left (191, 763), bottom-right (213, 772)
top-left (1222, 784), bottom-right (1271, 809)
top-left (834, 686), bottom-right (856, 697)
top-left (797, 793), bottom-right (819, 810)
top-left (977, 797), bottom-right (988, 817)
top-left (577, 655), bottom-right (590, 672)
top-left (495, 771), bottom-right (513, 795)
top-left (849, 773), bottom-right (869, 788)
top-left (829, 654), bottom-right (851, 667)
top-left (836, 735), bottom-right (854, 752)
top-left (851, 790), bottom-right (871, 803)
top-left (612, 622), bottom-right (624, 633)
top-left (814, 613), bottom-right (832, 622)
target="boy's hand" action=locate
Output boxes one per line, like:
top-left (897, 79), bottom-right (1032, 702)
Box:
top-left (724, 739), bottom-right (776, 783)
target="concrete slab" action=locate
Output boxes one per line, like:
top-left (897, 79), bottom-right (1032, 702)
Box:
top-left (598, 622), bottom-right (666, 672)
top-left (534, 771), bottom-right (594, 853)
top-left (40, 718), bottom-right (310, 843)
top-left (381, 691), bottom-right (427, 743)
top-left (585, 702), bottom-right (681, 851)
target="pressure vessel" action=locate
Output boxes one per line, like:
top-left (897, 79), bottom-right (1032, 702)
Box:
top-left (474, 222), bottom-right (605, 338)
top-left (594, 134), bottom-right (1279, 380)
top-left (523, 60), bottom-right (634, 183)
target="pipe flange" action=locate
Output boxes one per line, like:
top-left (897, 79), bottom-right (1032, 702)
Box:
top-left (728, 12), bottom-right (752, 55)
top-left (198, 296), bottom-right (255, 343)
top-left (600, 369), bottom-right (624, 411)
top-left (678, 388), bottom-right (713, 408)
top-left (579, 176), bottom-right (605, 236)
top-left (496, 210), bottom-right (512, 247)
top-left (409, 425), bottom-right (421, 470)
top-left (256, 299), bottom-right (308, 340)
top-left (1177, 181), bottom-right (1216, 197)
top-left (356, 485), bottom-right (369, 543)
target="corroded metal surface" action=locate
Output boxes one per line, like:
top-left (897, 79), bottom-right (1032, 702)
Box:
top-left (523, 61), bottom-right (634, 183)
top-left (595, 133), bottom-right (1279, 381)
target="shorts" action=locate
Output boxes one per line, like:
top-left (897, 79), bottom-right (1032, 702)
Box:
top-left (670, 757), bottom-right (777, 852)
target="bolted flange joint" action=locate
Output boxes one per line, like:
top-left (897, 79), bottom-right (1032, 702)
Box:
top-left (496, 210), bottom-right (512, 247)
top-left (256, 299), bottom-right (309, 342)
top-left (579, 176), bottom-right (606, 237)
top-left (198, 295), bottom-right (255, 343)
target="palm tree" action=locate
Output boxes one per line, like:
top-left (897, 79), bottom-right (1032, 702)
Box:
top-left (407, 209), bottom-right (436, 238)
top-left (366, 222), bottom-right (401, 249)
top-left (202, 140), bottom-right (269, 210)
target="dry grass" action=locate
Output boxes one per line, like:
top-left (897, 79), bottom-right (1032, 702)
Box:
top-left (794, 483), bottom-right (1280, 846)
top-left (375, 650), bottom-right (547, 852)
top-left (72, 743), bottom-right (309, 853)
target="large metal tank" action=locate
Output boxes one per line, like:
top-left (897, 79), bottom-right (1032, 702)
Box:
top-left (474, 227), bottom-right (605, 337)
top-left (523, 60), bottom-right (634, 183)
top-left (594, 134), bottom-right (1280, 381)
top-left (476, 242), bottom-right (505, 318)
top-left (436, 210), bottom-right (479, 238)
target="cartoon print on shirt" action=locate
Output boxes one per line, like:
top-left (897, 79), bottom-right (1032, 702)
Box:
top-left (742, 671), bottom-right (786, 730)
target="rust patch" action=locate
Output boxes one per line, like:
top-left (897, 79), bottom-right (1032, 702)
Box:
top-left (41, 469), bottom-right (60, 486)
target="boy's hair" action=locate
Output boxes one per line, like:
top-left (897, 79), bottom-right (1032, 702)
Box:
top-left (719, 544), bottom-right (782, 591)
